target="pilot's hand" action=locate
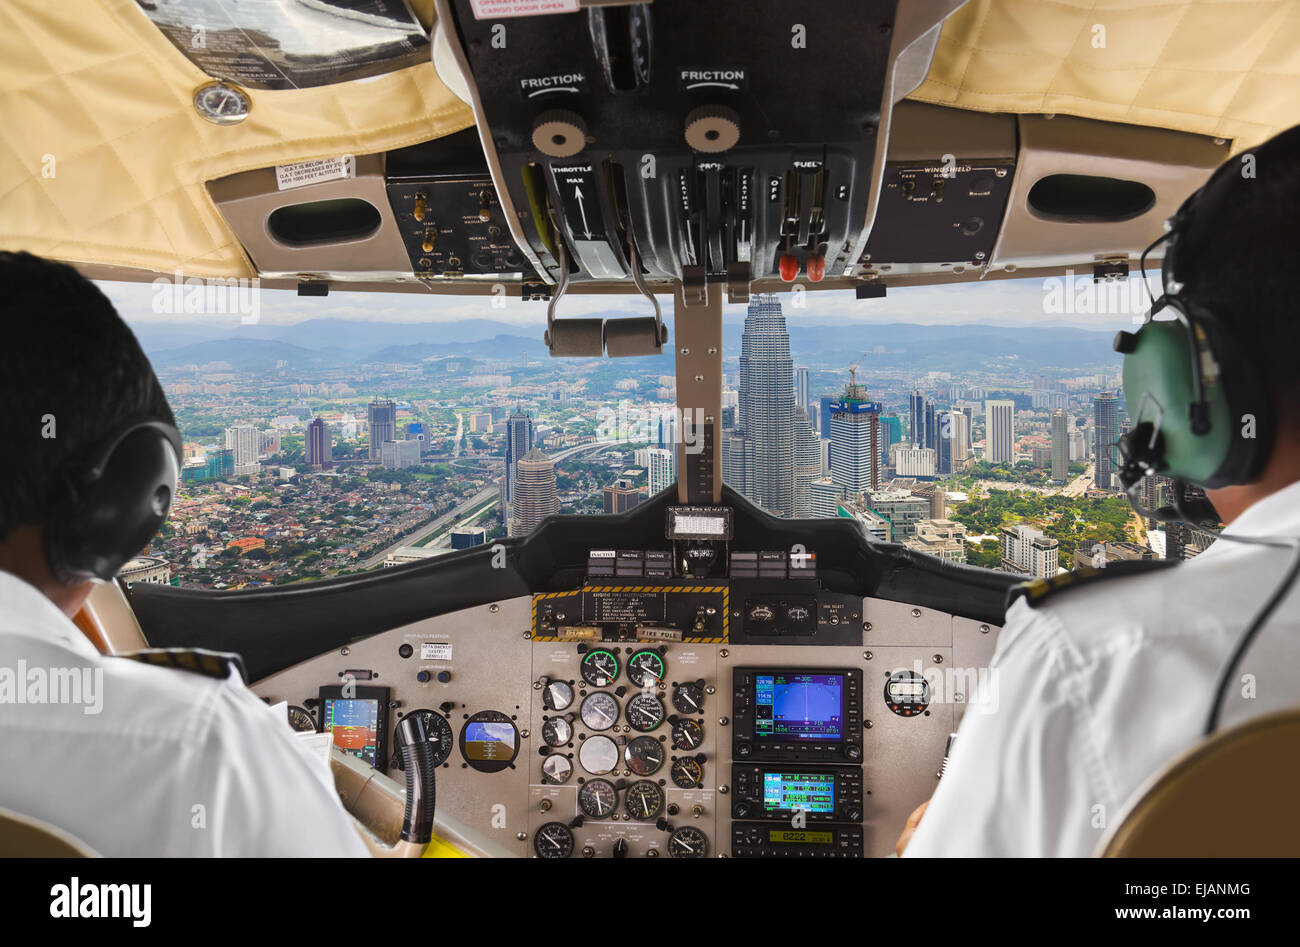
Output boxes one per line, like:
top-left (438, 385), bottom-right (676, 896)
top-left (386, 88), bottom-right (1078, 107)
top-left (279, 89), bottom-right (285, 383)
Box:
top-left (894, 799), bottom-right (930, 856)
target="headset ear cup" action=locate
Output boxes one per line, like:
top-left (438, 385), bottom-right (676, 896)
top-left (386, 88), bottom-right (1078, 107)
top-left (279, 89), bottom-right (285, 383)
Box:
top-left (1198, 310), bottom-right (1276, 485)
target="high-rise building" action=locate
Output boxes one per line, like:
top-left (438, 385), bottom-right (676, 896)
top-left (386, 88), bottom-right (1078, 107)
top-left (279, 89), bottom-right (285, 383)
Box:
top-left (306, 418), bottom-right (332, 470)
top-left (510, 448), bottom-right (559, 537)
top-left (828, 381), bottom-right (882, 496)
top-left (1051, 410), bottom-right (1070, 483)
top-left (909, 390), bottom-right (926, 448)
top-left (895, 447), bottom-right (937, 477)
top-left (985, 400), bottom-right (1015, 465)
top-left (367, 399), bottom-right (396, 461)
top-left (450, 527), bottom-right (487, 549)
top-left (795, 367), bottom-right (810, 414)
top-left (809, 478), bottom-right (846, 517)
top-left (381, 439), bottom-right (421, 470)
top-left (646, 447), bottom-right (675, 496)
top-left (503, 406), bottom-right (535, 508)
top-left (603, 478), bottom-right (644, 514)
top-left (924, 401), bottom-right (938, 451)
top-left (1093, 392), bottom-right (1120, 490)
top-left (735, 294), bottom-right (796, 516)
top-left (879, 415), bottom-right (903, 465)
top-left (1000, 524), bottom-right (1059, 578)
top-left (865, 490), bottom-right (930, 540)
top-left (936, 410), bottom-right (970, 474)
top-left (793, 411), bottom-right (823, 518)
top-left (224, 425), bottom-right (258, 466)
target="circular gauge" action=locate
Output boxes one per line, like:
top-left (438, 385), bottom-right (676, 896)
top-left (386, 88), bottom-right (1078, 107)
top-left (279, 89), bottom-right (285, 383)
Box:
top-left (671, 756), bottom-right (704, 789)
top-left (884, 669), bottom-right (932, 717)
top-left (625, 735), bottom-right (666, 776)
top-left (580, 692), bottom-right (620, 731)
top-left (541, 679), bottom-right (574, 711)
top-left (541, 754), bottom-right (573, 785)
top-left (578, 778), bottom-right (619, 818)
top-left (578, 734), bottom-right (620, 775)
top-left (668, 826), bottom-right (709, 858)
top-left (286, 705), bottom-right (317, 733)
top-left (534, 821), bottom-right (574, 859)
top-left (393, 709), bottom-right (455, 768)
top-left (672, 680), bottom-right (706, 715)
top-left (541, 716), bottom-right (573, 747)
top-left (626, 649), bottom-right (667, 688)
top-left (458, 710), bottom-right (520, 773)
top-left (624, 780), bottom-right (665, 821)
top-left (671, 718), bottom-right (704, 750)
top-left (625, 693), bottom-right (666, 732)
top-left (580, 649), bottom-right (620, 687)
top-left (193, 81), bottom-right (251, 126)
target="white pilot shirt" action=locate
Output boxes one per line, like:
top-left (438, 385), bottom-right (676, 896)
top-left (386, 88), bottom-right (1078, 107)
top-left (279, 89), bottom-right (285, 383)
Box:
top-left (0, 572), bottom-right (368, 857)
top-left (905, 479), bottom-right (1300, 858)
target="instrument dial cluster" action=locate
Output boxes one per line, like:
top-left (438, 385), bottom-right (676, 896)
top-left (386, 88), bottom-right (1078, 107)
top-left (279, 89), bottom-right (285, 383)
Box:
top-left (531, 641), bottom-right (715, 857)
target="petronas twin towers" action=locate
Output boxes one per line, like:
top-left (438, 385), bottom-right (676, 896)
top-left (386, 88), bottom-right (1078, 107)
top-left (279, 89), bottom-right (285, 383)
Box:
top-left (725, 294), bottom-right (817, 518)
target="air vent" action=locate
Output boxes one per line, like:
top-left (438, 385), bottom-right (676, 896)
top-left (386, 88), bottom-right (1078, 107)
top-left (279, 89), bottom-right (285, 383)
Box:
top-left (267, 198), bottom-right (382, 247)
top-left (1027, 174), bottom-right (1156, 223)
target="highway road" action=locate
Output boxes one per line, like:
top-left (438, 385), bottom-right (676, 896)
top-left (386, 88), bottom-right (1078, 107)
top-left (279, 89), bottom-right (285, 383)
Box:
top-left (359, 440), bottom-right (610, 568)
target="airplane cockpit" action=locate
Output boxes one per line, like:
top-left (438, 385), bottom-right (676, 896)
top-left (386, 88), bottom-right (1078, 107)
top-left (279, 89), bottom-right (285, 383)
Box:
top-left (3, 0), bottom-right (1299, 871)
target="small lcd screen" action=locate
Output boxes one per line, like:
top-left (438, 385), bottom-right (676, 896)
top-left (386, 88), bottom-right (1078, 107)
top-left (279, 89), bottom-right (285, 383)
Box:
top-left (888, 682), bottom-right (927, 697)
top-left (754, 673), bottom-right (844, 741)
top-left (769, 830), bottom-right (833, 845)
top-left (762, 772), bottom-right (835, 813)
top-left (463, 721), bottom-right (517, 762)
top-left (323, 698), bottom-right (380, 766)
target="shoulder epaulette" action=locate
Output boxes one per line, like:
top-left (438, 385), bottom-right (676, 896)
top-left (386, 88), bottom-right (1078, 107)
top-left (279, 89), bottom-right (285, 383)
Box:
top-left (1006, 559), bottom-right (1180, 611)
top-left (116, 648), bottom-right (247, 683)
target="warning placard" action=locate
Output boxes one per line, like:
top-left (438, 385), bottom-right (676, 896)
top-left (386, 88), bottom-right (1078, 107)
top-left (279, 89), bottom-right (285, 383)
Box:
top-left (469, 0), bottom-right (580, 19)
top-left (275, 156), bottom-right (356, 191)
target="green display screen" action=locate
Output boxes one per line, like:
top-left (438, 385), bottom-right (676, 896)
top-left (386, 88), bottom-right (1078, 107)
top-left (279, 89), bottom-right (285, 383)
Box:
top-left (769, 830), bottom-right (833, 844)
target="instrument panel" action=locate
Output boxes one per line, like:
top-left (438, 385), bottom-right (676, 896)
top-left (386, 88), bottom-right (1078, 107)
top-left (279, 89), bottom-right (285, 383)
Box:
top-left (254, 581), bottom-right (1000, 857)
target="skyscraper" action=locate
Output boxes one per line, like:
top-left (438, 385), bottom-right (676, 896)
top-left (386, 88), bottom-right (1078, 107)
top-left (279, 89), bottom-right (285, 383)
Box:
top-left (795, 367), bottom-right (810, 414)
top-left (936, 409), bottom-right (970, 475)
top-left (503, 406), bottom-right (535, 508)
top-left (306, 418), bottom-right (332, 470)
top-left (509, 448), bottom-right (559, 537)
top-left (225, 424), bottom-right (258, 466)
top-left (735, 294), bottom-right (796, 517)
top-left (646, 447), bottom-right (675, 495)
top-left (985, 400), bottom-right (1015, 465)
top-left (603, 479), bottom-right (643, 514)
top-left (909, 390), bottom-right (926, 448)
top-left (793, 411), bottom-right (823, 517)
top-left (828, 377), bottom-right (882, 495)
top-left (1093, 392), bottom-right (1120, 489)
top-left (1050, 410), bottom-right (1070, 483)
top-left (924, 401), bottom-right (938, 450)
top-left (367, 399), bottom-right (396, 461)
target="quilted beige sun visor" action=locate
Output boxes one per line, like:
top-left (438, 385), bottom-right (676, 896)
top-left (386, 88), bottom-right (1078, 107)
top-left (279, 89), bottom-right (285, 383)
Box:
top-left (0, 0), bottom-right (472, 279)
top-left (909, 0), bottom-right (1300, 153)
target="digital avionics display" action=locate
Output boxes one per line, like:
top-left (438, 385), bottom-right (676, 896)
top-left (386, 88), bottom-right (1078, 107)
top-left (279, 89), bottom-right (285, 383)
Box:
top-left (462, 721), bottom-right (518, 762)
top-left (762, 772), bottom-right (835, 814)
top-left (754, 673), bottom-right (844, 741)
top-left (769, 830), bottom-right (833, 845)
top-left (323, 698), bottom-right (380, 766)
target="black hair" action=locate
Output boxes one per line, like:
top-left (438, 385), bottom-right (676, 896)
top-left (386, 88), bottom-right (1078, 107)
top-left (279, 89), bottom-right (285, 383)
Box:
top-left (1179, 124), bottom-right (1300, 413)
top-left (0, 251), bottom-right (174, 541)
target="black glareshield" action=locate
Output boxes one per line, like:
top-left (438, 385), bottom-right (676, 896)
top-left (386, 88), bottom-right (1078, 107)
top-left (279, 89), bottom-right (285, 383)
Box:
top-left (46, 420), bottom-right (182, 583)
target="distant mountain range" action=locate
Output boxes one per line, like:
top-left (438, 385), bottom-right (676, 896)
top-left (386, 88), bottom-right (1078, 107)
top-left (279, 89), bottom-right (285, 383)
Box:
top-left (138, 317), bottom-right (1118, 373)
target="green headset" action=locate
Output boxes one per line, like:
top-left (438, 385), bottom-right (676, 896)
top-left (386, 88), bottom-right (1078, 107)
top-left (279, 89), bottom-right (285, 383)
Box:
top-left (1113, 161), bottom-right (1277, 493)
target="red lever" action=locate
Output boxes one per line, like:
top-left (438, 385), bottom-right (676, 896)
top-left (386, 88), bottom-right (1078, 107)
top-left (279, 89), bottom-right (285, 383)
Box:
top-left (805, 254), bottom-right (826, 282)
top-left (778, 254), bottom-right (799, 282)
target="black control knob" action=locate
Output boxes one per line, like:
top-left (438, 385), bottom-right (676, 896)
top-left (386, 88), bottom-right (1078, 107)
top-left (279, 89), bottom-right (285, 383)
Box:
top-left (612, 838), bottom-right (629, 858)
top-left (846, 807), bottom-right (863, 822)
top-left (437, 671), bottom-right (452, 684)
top-left (844, 744), bottom-right (862, 761)
top-left (733, 801), bottom-right (752, 818)
top-left (532, 110), bottom-right (588, 158)
top-left (416, 670), bottom-right (431, 683)
top-left (735, 740), bottom-right (753, 758)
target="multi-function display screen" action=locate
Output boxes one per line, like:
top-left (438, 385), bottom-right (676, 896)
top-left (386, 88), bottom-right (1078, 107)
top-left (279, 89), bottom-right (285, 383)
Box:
top-left (762, 772), bottom-right (836, 813)
top-left (323, 698), bottom-right (380, 766)
top-left (754, 672), bottom-right (844, 741)
top-left (462, 721), bottom-right (518, 762)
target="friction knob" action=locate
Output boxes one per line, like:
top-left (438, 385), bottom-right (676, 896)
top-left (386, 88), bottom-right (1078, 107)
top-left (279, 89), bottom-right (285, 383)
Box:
top-left (684, 105), bottom-right (741, 154)
top-left (532, 110), bottom-right (588, 158)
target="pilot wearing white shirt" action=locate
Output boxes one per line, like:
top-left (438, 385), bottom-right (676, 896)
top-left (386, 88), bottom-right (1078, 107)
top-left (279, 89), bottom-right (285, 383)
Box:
top-left (0, 252), bottom-right (367, 857)
top-left (901, 125), bottom-right (1300, 858)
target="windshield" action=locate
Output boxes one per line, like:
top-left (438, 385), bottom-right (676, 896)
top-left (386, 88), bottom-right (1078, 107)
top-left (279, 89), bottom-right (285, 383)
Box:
top-left (108, 272), bottom-right (1189, 590)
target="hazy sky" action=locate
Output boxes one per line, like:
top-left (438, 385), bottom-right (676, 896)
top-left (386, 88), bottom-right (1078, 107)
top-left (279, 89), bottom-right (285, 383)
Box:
top-left (103, 271), bottom-right (1153, 332)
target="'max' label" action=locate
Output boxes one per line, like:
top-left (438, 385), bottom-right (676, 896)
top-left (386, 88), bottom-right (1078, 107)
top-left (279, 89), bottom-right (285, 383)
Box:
top-left (679, 68), bottom-right (748, 90)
